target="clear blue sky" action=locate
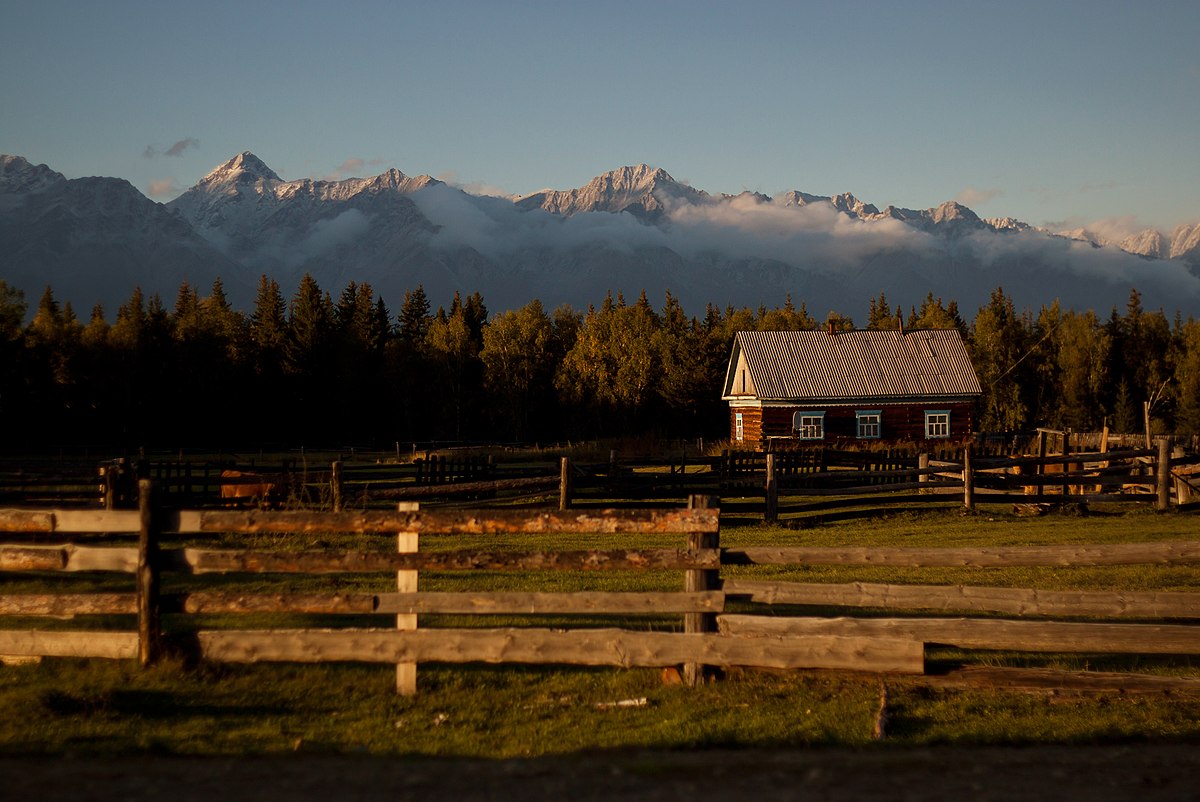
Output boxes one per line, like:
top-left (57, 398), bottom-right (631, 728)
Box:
top-left (3, 0), bottom-right (1199, 234)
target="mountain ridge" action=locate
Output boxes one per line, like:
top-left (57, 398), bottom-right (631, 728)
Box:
top-left (3, 151), bottom-right (1200, 319)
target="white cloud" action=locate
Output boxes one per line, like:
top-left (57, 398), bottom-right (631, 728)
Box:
top-left (325, 158), bottom-right (365, 181)
top-left (165, 138), bottom-right (200, 157)
top-left (436, 170), bottom-right (514, 199)
top-left (301, 209), bottom-right (371, 255)
top-left (146, 178), bottom-right (180, 198)
top-left (144, 138), bottom-right (199, 159)
top-left (955, 186), bottom-right (1002, 207)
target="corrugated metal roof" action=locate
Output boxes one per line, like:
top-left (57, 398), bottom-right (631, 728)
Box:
top-left (724, 329), bottom-right (981, 401)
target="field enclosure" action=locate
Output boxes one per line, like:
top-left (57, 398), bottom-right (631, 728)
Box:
top-left (4, 481), bottom-right (1200, 696)
top-left (4, 433), bottom-right (1198, 523)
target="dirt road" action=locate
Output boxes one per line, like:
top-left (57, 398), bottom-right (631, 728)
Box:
top-left (4, 742), bottom-right (1198, 801)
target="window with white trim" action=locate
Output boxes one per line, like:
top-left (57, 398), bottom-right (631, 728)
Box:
top-left (856, 411), bottom-right (881, 439)
top-left (735, 412), bottom-right (744, 442)
top-left (793, 411), bottom-right (825, 440)
top-left (925, 410), bottom-right (950, 439)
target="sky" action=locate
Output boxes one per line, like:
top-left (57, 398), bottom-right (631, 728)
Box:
top-left (3, 0), bottom-right (1200, 236)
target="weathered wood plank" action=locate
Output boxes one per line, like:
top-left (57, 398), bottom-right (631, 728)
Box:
top-left (723, 580), bottom-right (1200, 618)
top-left (718, 615), bottom-right (1200, 654)
top-left (195, 628), bottom-right (924, 673)
top-left (0, 593), bottom-right (136, 615)
top-left (168, 592), bottom-right (377, 614)
top-left (48, 510), bottom-right (141, 533)
top-left (685, 493), bottom-right (720, 685)
top-left (722, 540), bottom-right (1200, 568)
top-left (374, 475), bottom-right (559, 499)
top-left (375, 591), bottom-right (726, 614)
top-left (0, 544), bottom-right (138, 572)
top-left (0, 630), bottom-right (138, 659)
top-left (924, 665), bottom-right (1200, 695)
top-left (0, 510), bottom-right (56, 532)
top-left (188, 507), bottom-right (720, 536)
top-left (173, 547), bottom-right (720, 574)
top-left (396, 512), bottom-right (418, 696)
top-left (153, 590), bottom-right (727, 615)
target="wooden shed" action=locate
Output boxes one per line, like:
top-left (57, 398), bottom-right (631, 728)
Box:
top-left (722, 328), bottom-right (982, 449)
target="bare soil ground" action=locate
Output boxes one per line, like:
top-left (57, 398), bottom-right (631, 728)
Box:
top-left (4, 742), bottom-right (1199, 802)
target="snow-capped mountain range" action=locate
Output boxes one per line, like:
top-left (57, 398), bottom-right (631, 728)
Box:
top-left (3, 151), bottom-right (1200, 318)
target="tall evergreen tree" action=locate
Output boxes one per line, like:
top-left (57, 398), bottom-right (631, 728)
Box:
top-left (971, 287), bottom-right (1032, 431)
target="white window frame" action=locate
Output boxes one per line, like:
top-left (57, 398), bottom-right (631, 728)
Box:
top-left (925, 410), bottom-right (950, 439)
top-left (735, 412), bottom-right (744, 442)
top-left (793, 411), bottom-right (825, 440)
top-left (856, 410), bottom-right (881, 439)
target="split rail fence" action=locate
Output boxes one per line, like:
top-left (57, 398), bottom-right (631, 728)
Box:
top-left (756, 438), bottom-right (1200, 523)
top-left (4, 482), bottom-right (1200, 694)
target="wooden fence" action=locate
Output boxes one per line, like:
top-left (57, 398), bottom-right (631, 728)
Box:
top-left (757, 438), bottom-right (1200, 523)
top-left (719, 537), bottom-right (1200, 692)
top-left (4, 433), bottom-right (1195, 516)
top-left (5, 484), bottom-right (1200, 694)
top-left (0, 487), bottom-right (923, 690)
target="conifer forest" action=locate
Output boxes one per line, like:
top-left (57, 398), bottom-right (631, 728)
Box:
top-left (1, 274), bottom-right (1198, 450)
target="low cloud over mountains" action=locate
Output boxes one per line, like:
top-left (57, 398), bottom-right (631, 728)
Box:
top-left (3, 151), bottom-right (1199, 320)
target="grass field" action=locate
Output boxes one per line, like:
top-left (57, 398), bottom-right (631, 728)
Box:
top-left (3, 504), bottom-right (1200, 756)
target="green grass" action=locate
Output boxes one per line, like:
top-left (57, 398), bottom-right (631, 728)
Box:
top-left (3, 505), bottom-right (1200, 754)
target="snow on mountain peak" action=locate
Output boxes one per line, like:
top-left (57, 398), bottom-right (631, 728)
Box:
top-left (201, 151), bottom-right (282, 185)
top-left (514, 164), bottom-right (708, 219)
top-left (929, 200), bottom-right (981, 225)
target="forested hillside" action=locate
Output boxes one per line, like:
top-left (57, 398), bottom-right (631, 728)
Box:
top-left (1, 276), bottom-right (1196, 449)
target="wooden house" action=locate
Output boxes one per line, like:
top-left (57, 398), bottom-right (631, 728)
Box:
top-left (722, 328), bottom-right (982, 448)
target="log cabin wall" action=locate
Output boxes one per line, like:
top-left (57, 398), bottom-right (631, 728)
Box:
top-left (731, 401), bottom-right (976, 450)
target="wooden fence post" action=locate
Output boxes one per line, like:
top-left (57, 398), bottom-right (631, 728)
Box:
top-left (1173, 444), bottom-right (1190, 505)
top-left (764, 452), bottom-right (778, 523)
top-left (1062, 432), bottom-right (1072, 497)
top-left (396, 501), bottom-right (420, 695)
top-left (1144, 401), bottom-right (1153, 450)
top-left (918, 453), bottom-right (930, 495)
top-left (1157, 438), bottom-right (1172, 512)
top-left (1036, 431), bottom-right (1047, 502)
top-left (962, 445), bottom-right (975, 512)
top-left (684, 494), bottom-right (720, 687)
top-left (559, 457), bottom-right (572, 511)
top-left (100, 465), bottom-right (114, 510)
top-left (331, 460), bottom-right (343, 512)
top-left (137, 479), bottom-right (162, 667)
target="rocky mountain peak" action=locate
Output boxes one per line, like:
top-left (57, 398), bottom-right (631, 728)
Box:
top-left (0, 154), bottom-right (66, 195)
top-left (514, 164), bottom-right (706, 219)
top-left (984, 217), bottom-right (1029, 232)
top-left (929, 200), bottom-right (982, 225)
top-left (201, 151), bottom-right (282, 186)
top-left (776, 190), bottom-right (828, 208)
top-left (831, 192), bottom-right (879, 218)
top-left (1120, 229), bottom-right (1169, 259)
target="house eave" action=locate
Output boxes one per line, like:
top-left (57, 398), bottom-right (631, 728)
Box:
top-left (726, 394), bottom-right (981, 406)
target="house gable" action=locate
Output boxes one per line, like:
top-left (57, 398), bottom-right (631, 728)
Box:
top-left (722, 346), bottom-right (757, 398)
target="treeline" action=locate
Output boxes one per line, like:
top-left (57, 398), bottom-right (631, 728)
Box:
top-left (1, 276), bottom-right (1198, 450)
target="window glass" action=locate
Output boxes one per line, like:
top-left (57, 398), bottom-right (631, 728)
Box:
top-left (793, 411), bottom-right (824, 440)
top-left (925, 411), bottom-right (950, 438)
top-left (856, 411), bottom-right (881, 439)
